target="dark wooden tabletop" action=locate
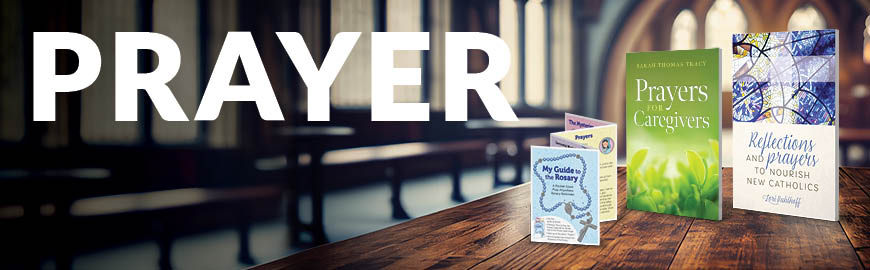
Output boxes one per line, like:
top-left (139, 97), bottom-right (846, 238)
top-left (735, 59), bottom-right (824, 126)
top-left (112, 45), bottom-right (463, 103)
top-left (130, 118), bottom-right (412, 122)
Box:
top-left (252, 167), bottom-right (870, 269)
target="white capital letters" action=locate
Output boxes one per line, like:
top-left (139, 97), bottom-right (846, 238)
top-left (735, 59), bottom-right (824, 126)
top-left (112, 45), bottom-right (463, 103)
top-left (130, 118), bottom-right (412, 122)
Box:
top-left (195, 32), bottom-right (284, 121)
top-left (276, 32), bottom-right (359, 121)
top-left (445, 32), bottom-right (517, 121)
top-left (33, 32), bottom-right (101, 121)
top-left (371, 32), bottom-right (429, 121)
top-left (116, 32), bottom-right (187, 121)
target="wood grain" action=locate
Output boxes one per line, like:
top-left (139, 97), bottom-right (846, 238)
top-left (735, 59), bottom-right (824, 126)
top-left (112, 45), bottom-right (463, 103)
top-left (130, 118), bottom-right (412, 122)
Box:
top-left (470, 211), bottom-right (694, 270)
top-left (669, 169), bottom-right (862, 269)
top-left (856, 248), bottom-right (870, 269)
top-left (469, 169), bottom-right (696, 270)
top-left (466, 170), bottom-right (630, 270)
top-left (252, 167), bottom-right (870, 270)
top-left (253, 182), bottom-right (530, 270)
top-left (839, 168), bottom-right (870, 252)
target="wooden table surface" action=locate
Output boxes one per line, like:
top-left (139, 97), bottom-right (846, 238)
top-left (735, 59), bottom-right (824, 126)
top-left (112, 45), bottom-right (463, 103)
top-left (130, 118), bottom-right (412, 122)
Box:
top-left (253, 167), bottom-right (870, 269)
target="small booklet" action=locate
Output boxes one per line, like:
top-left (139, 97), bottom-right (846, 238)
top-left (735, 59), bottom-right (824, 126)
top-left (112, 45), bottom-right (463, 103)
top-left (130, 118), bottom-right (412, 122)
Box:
top-left (530, 146), bottom-right (600, 245)
top-left (550, 113), bottom-right (618, 221)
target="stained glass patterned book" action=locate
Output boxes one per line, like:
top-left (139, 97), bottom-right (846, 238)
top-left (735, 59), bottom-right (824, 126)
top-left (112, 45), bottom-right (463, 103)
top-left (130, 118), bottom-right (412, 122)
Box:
top-left (731, 30), bottom-right (839, 221)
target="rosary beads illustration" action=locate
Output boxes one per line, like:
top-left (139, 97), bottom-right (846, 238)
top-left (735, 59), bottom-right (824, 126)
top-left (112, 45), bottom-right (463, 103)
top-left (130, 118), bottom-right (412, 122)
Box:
top-left (534, 153), bottom-right (591, 220)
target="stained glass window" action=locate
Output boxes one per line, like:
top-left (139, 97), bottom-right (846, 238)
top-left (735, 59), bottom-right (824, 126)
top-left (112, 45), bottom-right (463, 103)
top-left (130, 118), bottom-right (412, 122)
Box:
top-left (705, 0), bottom-right (747, 92)
top-left (671, 10), bottom-right (697, 50)
top-left (787, 5), bottom-right (826, 31)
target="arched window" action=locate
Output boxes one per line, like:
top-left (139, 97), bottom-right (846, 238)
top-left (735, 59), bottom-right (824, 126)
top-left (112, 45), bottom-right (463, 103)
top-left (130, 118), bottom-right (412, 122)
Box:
top-left (787, 4), bottom-right (826, 31)
top-left (671, 10), bottom-right (697, 50)
top-left (705, 0), bottom-right (747, 91)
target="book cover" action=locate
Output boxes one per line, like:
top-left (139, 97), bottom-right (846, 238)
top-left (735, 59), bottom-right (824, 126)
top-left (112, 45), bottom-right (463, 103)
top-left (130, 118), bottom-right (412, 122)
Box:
top-left (530, 146), bottom-right (599, 245)
top-left (550, 113), bottom-right (617, 221)
top-left (625, 48), bottom-right (722, 220)
top-left (731, 30), bottom-right (839, 221)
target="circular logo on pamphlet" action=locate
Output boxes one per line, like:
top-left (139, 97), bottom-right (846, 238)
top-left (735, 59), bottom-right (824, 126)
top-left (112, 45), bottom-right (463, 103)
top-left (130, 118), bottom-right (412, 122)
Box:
top-left (599, 137), bottom-right (614, 154)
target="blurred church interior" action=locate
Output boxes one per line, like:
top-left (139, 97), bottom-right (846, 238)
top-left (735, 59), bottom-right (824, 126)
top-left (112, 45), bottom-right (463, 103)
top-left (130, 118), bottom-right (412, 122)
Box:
top-left (1, 0), bottom-right (868, 269)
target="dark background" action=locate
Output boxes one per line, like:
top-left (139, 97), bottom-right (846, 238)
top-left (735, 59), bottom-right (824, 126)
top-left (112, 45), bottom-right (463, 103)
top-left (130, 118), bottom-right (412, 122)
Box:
top-left (1, 0), bottom-right (869, 269)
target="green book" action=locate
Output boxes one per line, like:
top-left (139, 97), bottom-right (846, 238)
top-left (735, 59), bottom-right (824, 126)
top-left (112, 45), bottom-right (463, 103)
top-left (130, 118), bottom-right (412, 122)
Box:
top-left (625, 49), bottom-right (722, 220)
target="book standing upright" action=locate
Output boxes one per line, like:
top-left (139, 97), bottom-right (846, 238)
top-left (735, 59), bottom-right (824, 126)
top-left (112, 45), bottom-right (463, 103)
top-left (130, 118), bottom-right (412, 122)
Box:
top-left (625, 48), bottom-right (722, 220)
top-left (731, 30), bottom-right (839, 221)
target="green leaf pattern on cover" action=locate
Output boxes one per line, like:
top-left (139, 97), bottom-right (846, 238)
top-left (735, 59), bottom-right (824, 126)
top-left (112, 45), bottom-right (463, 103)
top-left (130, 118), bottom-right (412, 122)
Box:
top-left (626, 143), bottom-right (720, 220)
